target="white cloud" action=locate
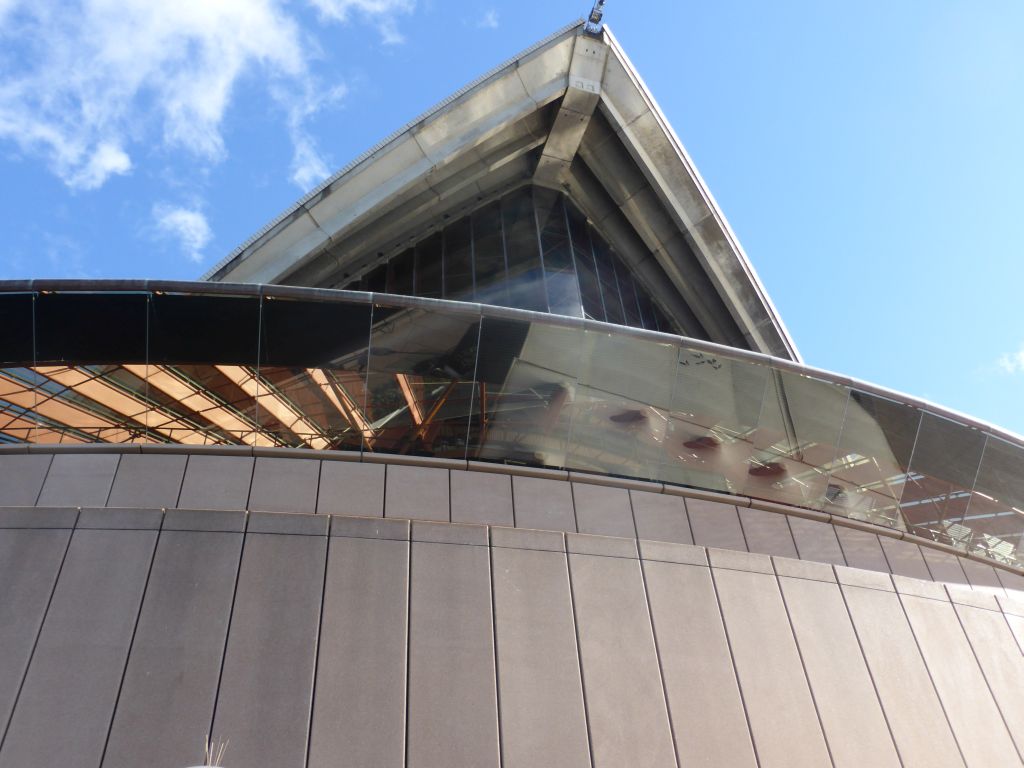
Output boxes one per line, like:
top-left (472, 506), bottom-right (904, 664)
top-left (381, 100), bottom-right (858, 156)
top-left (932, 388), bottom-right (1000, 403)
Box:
top-left (0, 0), bottom-right (410, 191)
top-left (998, 346), bottom-right (1024, 374)
top-left (153, 204), bottom-right (212, 263)
top-left (478, 9), bottom-right (498, 29)
top-left (271, 81), bottom-right (348, 191)
top-left (309, 0), bottom-right (415, 44)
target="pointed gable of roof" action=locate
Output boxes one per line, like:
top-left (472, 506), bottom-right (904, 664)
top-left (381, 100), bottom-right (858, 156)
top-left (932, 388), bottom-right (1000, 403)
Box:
top-left (204, 21), bottom-right (800, 361)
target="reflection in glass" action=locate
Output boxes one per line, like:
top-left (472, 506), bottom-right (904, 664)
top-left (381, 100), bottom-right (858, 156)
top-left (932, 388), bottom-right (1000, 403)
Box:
top-left (364, 304), bottom-right (479, 458)
top-left (964, 436), bottom-right (1024, 567)
top-left (826, 391), bottom-right (919, 528)
top-left (900, 413), bottom-right (986, 546)
top-left (469, 317), bottom-right (582, 467)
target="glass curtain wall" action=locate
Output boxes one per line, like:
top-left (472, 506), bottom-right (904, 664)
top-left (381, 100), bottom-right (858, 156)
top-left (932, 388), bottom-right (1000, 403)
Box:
top-left (345, 186), bottom-right (675, 333)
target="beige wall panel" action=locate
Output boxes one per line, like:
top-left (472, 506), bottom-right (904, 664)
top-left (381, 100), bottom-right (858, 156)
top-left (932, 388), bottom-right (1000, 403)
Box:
top-left (492, 546), bottom-right (590, 768)
top-left (317, 461), bottom-right (384, 516)
top-left (630, 490), bottom-right (691, 544)
top-left (834, 525), bottom-right (889, 572)
top-left (711, 565), bottom-right (831, 768)
top-left (900, 592), bottom-right (1020, 766)
top-left (572, 482), bottom-right (634, 538)
top-left (385, 464), bottom-right (449, 522)
top-left (779, 575), bottom-right (900, 767)
top-left (738, 507), bottom-right (797, 557)
top-left (569, 551), bottom-right (676, 768)
top-left (687, 498), bottom-right (746, 551)
top-left (643, 559), bottom-right (756, 767)
top-left (788, 516), bottom-right (846, 565)
top-left (512, 475), bottom-right (576, 532)
top-left (450, 470), bottom-right (513, 526)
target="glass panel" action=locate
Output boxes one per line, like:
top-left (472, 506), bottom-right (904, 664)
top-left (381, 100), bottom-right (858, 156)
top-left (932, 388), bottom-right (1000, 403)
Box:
top-left (592, 236), bottom-right (624, 324)
top-left (363, 302), bottom-right (480, 458)
top-left (965, 436), bottom-right (1024, 567)
top-left (468, 316), bottom-right (583, 468)
top-left (415, 234), bottom-right (444, 299)
top-left (444, 217), bottom-right (474, 300)
top-left (386, 248), bottom-right (414, 296)
top-left (565, 202), bottom-right (605, 321)
top-left (737, 369), bottom-right (849, 508)
top-left (665, 346), bottom-right (770, 492)
top-left (0, 293), bottom-right (35, 444)
top-left (565, 328), bottom-right (678, 479)
top-left (502, 187), bottom-right (547, 312)
top-left (258, 296), bottom-right (373, 451)
top-left (535, 189), bottom-right (582, 318)
top-left (471, 201), bottom-right (508, 307)
top-left (146, 292), bottom-right (264, 446)
top-left (900, 413), bottom-right (986, 547)
top-left (826, 390), bottom-right (919, 528)
top-left (615, 260), bottom-right (643, 328)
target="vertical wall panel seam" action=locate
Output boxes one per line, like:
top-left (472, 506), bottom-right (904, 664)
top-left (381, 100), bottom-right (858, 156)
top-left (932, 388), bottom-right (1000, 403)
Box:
top-left (508, 475), bottom-right (516, 529)
top-left (705, 566), bottom-right (762, 768)
top-left (97, 522), bottom-right (162, 768)
top-left (31, 454), bottom-right (54, 507)
top-left (0, 512), bottom-right (77, 753)
top-left (949, 602), bottom-right (1024, 764)
top-left (312, 460), bottom-right (323, 515)
top-left (382, 464), bottom-right (389, 519)
top-left (207, 512), bottom-right (250, 741)
top-left (447, 470), bottom-right (452, 523)
top-left (175, 455), bottom-right (190, 510)
top-left (569, 481), bottom-right (579, 533)
top-left (564, 550), bottom-right (596, 768)
top-left (243, 455), bottom-right (258, 512)
top-left (999, 607), bottom-right (1024, 658)
top-left (894, 591), bottom-right (970, 766)
top-left (402, 532), bottom-right (412, 768)
top-left (877, 533), bottom-right (896, 575)
top-left (102, 454), bottom-right (123, 508)
top-left (734, 505), bottom-right (751, 553)
top-left (773, 572), bottom-right (836, 768)
top-left (303, 525), bottom-right (331, 768)
top-left (834, 579), bottom-right (908, 768)
top-left (488, 533), bottom-right (504, 768)
top-left (627, 489), bottom-right (639, 541)
top-left (681, 498), bottom-right (696, 549)
top-left (637, 557), bottom-right (681, 768)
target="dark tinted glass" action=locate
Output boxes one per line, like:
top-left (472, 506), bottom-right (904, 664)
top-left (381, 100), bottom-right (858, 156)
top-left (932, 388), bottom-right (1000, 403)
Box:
top-left (36, 292), bottom-right (148, 364)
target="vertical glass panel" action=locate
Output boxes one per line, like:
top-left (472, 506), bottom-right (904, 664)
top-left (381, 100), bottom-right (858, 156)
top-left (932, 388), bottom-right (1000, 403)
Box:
top-left (363, 302), bottom-right (479, 458)
top-left (665, 346), bottom-right (770, 492)
top-left (468, 316), bottom-right (583, 468)
top-left (565, 327), bottom-right (678, 479)
top-left (502, 187), bottom-right (547, 312)
top-left (737, 369), bottom-right (849, 508)
top-left (258, 296), bottom-right (373, 451)
top-left (471, 201), bottom-right (508, 307)
top-left (614, 260), bottom-right (643, 328)
top-left (30, 292), bottom-right (150, 444)
top-left (0, 293), bottom-right (35, 444)
top-left (965, 436), bottom-right (1024, 568)
top-left (592, 237), bottom-right (625, 324)
top-left (900, 413), bottom-right (986, 546)
top-left (565, 203), bottom-right (605, 321)
top-left (444, 217), bottom-right (474, 300)
top-left (386, 248), bottom-right (414, 296)
top-left (826, 390), bottom-right (919, 529)
top-left (535, 189), bottom-right (582, 318)
top-left (147, 292), bottom-right (264, 446)
top-left (414, 234), bottom-right (444, 299)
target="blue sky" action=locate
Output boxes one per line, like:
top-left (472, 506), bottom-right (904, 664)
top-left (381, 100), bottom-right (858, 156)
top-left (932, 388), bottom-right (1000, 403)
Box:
top-left (1, 1), bottom-right (1022, 435)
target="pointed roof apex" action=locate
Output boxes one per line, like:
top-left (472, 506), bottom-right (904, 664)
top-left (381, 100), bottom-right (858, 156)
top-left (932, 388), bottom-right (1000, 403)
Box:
top-left (205, 22), bottom-right (800, 361)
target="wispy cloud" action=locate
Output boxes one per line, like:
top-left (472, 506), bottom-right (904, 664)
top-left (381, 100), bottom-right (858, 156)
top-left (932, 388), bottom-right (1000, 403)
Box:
top-left (0, 0), bottom-right (413, 191)
top-left (998, 345), bottom-right (1024, 374)
top-left (308, 0), bottom-right (415, 44)
top-left (478, 9), bottom-right (498, 29)
top-left (153, 203), bottom-right (212, 263)
top-left (272, 80), bottom-right (348, 190)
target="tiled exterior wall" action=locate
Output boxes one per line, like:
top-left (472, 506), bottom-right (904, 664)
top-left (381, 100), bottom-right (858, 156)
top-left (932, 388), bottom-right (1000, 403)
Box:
top-left (0, 507), bottom-right (1023, 767)
top-left (2, 449), bottom-right (1023, 598)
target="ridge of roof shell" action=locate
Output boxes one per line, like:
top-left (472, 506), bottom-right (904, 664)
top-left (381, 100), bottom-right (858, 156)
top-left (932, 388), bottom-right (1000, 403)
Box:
top-left (205, 21), bottom-right (801, 363)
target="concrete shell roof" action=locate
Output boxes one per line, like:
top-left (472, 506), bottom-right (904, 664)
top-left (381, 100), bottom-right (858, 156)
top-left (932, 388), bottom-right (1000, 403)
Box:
top-left (204, 21), bottom-right (800, 362)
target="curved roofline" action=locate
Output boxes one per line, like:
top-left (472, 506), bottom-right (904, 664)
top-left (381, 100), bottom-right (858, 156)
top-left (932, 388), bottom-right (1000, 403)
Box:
top-left (200, 19), bottom-right (585, 282)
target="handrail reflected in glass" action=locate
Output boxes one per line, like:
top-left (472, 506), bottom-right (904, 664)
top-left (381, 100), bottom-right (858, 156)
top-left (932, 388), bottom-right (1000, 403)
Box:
top-left (0, 280), bottom-right (1021, 570)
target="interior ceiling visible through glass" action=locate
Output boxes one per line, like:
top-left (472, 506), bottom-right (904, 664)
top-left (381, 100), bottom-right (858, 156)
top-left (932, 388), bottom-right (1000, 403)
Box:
top-left (342, 186), bottom-right (676, 334)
